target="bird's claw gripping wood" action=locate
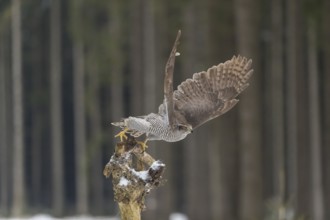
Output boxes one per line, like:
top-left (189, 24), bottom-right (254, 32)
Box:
top-left (137, 140), bottom-right (148, 152)
top-left (114, 128), bottom-right (129, 142)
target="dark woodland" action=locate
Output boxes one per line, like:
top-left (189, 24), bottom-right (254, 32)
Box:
top-left (0, 0), bottom-right (329, 219)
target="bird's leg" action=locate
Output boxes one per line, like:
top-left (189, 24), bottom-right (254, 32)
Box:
top-left (137, 139), bottom-right (148, 152)
top-left (114, 128), bottom-right (129, 142)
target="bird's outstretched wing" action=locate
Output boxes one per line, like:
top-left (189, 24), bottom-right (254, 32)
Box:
top-left (163, 30), bottom-right (181, 128)
top-left (173, 55), bottom-right (253, 129)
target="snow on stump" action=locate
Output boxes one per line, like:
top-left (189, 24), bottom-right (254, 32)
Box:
top-left (103, 135), bottom-right (165, 220)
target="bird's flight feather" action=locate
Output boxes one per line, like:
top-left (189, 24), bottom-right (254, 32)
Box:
top-left (113, 30), bottom-right (253, 143)
top-left (163, 30), bottom-right (181, 128)
top-left (172, 55), bottom-right (253, 128)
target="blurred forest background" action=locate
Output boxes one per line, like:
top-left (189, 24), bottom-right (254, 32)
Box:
top-left (0, 0), bottom-right (330, 219)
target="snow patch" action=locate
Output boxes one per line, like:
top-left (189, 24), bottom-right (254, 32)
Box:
top-left (118, 176), bottom-right (130, 186)
top-left (0, 215), bottom-right (119, 220)
top-left (130, 161), bottom-right (165, 181)
top-left (30, 214), bottom-right (53, 220)
top-left (132, 170), bottom-right (149, 181)
top-left (150, 160), bottom-right (165, 170)
top-left (0, 213), bottom-right (187, 220)
top-left (169, 212), bottom-right (189, 220)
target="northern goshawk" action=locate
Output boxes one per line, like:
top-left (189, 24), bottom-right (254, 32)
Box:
top-left (112, 30), bottom-right (253, 147)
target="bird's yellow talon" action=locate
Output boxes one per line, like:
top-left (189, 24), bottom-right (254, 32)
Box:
top-left (137, 140), bottom-right (148, 151)
top-left (115, 128), bottom-right (129, 142)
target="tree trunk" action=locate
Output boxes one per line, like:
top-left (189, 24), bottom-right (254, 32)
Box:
top-left (307, 21), bottom-right (324, 220)
top-left (11, 0), bottom-right (25, 216)
top-left (86, 56), bottom-right (103, 214)
top-left (285, 0), bottom-right (299, 208)
top-left (209, 112), bottom-right (239, 220)
top-left (109, 0), bottom-right (124, 145)
top-left (207, 1), bottom-right (239, 219)
top-left (108, 0), bottom-right (125, 212)
top-left (30, 16), bottom-right (45, 207)
top-left (73, 42), bottom-right (89, 214)
top-left (183, 2), bottom-right (211, 219)
top-left (323, 1), bottom-right (330, 219)
top-left (0, 32), bottom-right (9, 215)
top-left (270, 0), bottom-right (285, 206)
top-left (285, 1), bottom-right (313, 218)
top-left (142, 0), bottom-right (156, 127)
top-left (141, 0), bottom-right (164, 219)
top-left (31, 111), bottom-right (42, 206)
top-left (234, 0), bottom-right (263, 219)
top-left (69, 0), bottom-right (89, 213)
top-left (293, 3), bottom-right (312, 217)
top-left (50, 0), bottom-right (64, 215)
top-left (130, 0), bottom-right (143, 116)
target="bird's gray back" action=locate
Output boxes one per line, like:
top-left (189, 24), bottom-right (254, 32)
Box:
top-left (145, 113), bottom-right (188, 142)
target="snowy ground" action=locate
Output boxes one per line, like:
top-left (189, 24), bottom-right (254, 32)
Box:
top-left (0, 212), bottom-right (188, 220)
top-left (0, 215), bottom-right (119, 220)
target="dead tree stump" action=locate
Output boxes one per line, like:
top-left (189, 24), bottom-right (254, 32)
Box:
top-left (103, 136), bottom-right (165, 220)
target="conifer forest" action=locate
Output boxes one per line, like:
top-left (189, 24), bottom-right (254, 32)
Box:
top-left (0, 0), bottom-right (330, 219)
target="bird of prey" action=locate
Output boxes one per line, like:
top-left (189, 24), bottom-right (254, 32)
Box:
top-left (112, 30), bottom-right (253, 147)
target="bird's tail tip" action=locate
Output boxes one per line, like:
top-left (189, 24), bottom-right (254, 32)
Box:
top-left (111, 120), bottom-right (126, 128)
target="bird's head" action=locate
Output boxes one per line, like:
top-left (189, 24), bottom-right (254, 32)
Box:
top-left (176, 124), bottom-right (193, 134)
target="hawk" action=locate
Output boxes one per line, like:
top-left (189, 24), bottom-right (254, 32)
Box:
top-left (112, 30), bottom-right (253, 147)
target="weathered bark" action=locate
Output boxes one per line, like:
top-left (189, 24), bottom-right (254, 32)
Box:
top-left (50, 0), bottom-right (64, 215)
top-left (73, 42), bottom-right (89, 214)
top-left (118, 202), bottom-right (141, 220)
top-left (307, 21), bottom-right (324, 220)
top-left (11, 0), bottom-right (25, 216)
top-left (235, 0), bottom-right (263, 219)
top-left (104, 136), bottom-right (165, 220)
